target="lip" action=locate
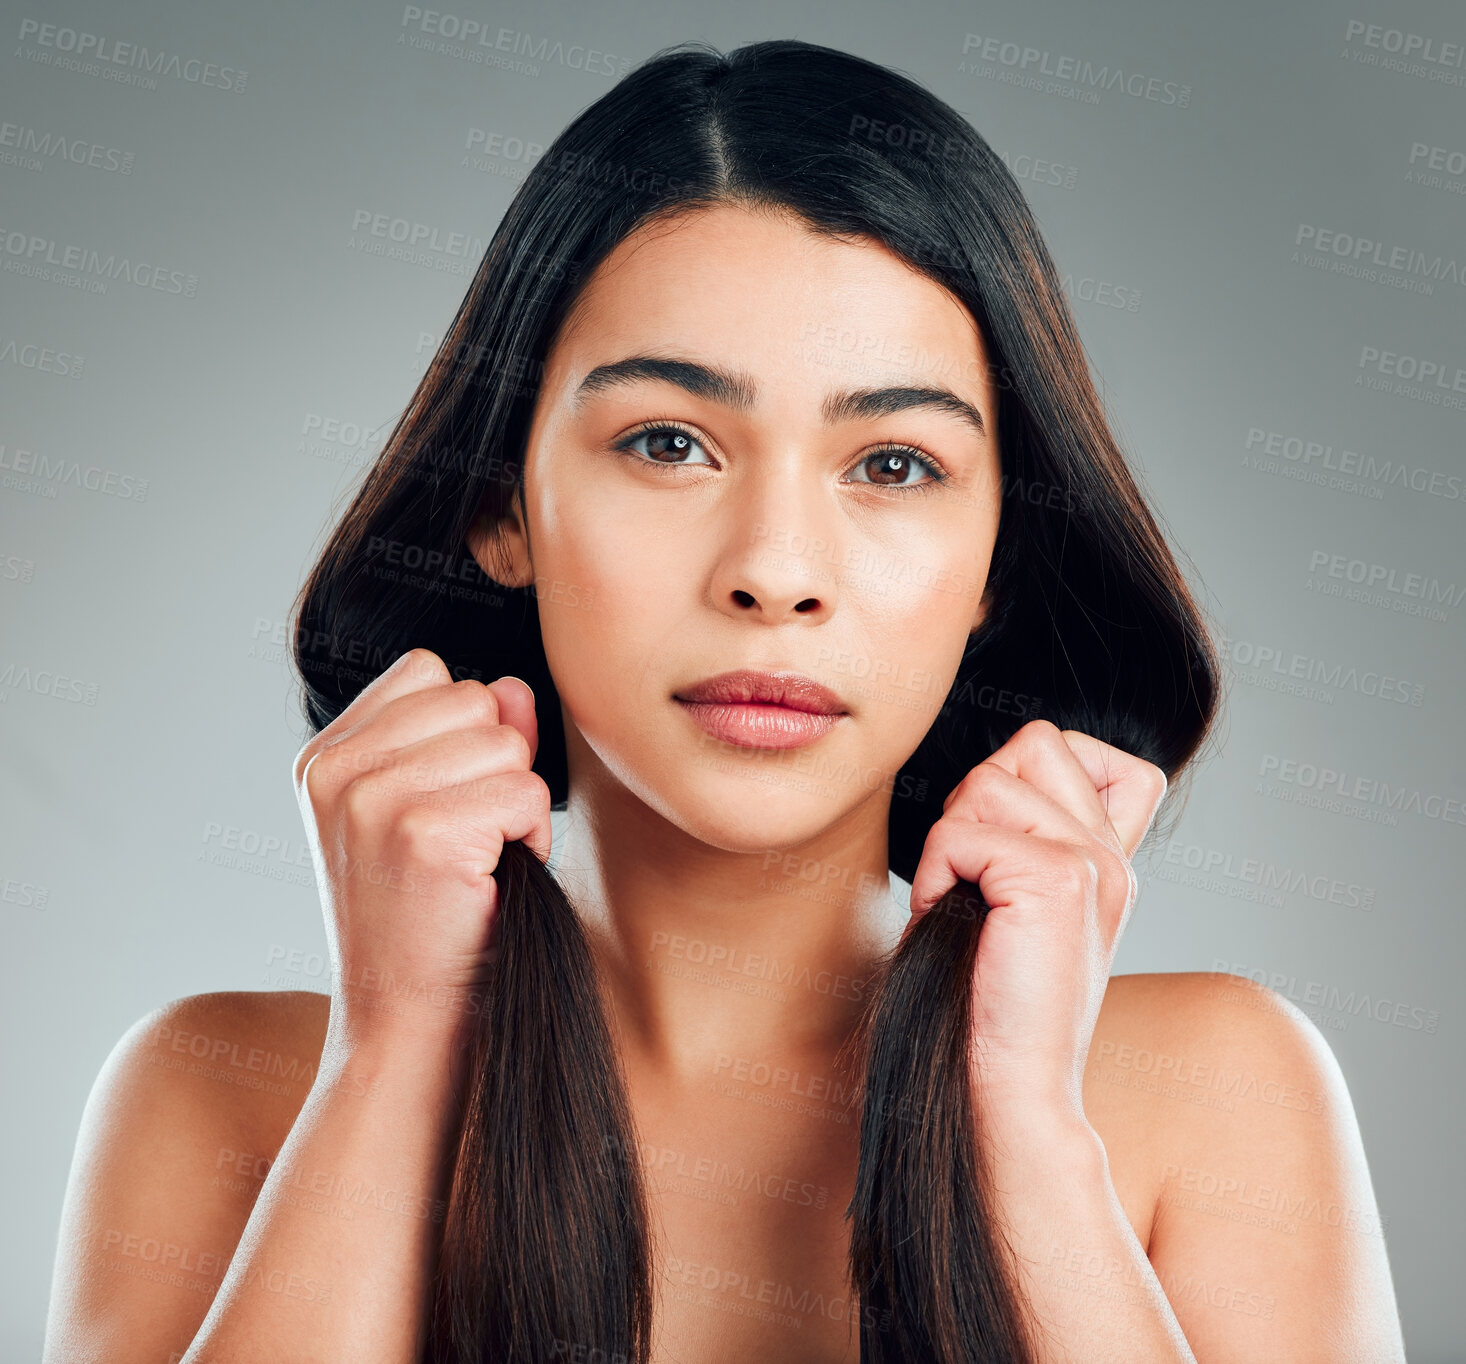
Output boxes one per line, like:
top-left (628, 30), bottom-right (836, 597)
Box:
top-left (674, 669), bottom-right (848, 713)
top-left (673, 669), bottom-right (849, 751)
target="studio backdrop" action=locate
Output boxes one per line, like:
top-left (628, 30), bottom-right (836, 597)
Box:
top-left (1, 0), bottom-right (1461, 1358)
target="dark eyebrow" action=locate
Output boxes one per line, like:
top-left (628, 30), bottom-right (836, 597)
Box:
top-left (572, 355), bottom-right (987, 440)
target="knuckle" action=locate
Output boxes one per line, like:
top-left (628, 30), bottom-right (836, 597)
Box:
top-left (1056, 847), bottom-right (1099, 897)
top-left (496, 723), bottom-right (534, 770)
top-left (392, 804), bottom-right (443, 857)
top-left (503, 771), bottom-right (552, 817)
top-left (929, 813), bottom-right (982, 867)
top-left (928, 811), bottom-right (968, 849)
top-left (452, 677), bottom-right (498, 723)
top-left (1022, 717), bottom-right (1063, 746)
top-left (523, 772), bottom-right (552, 812)
top-left (949, 762), bottom-right (1000, 812)
top-left (339, 773), bottom-right (382, 832)
top-left (970, 762), bottom-right (1005, 794)
top-left (404, 647), bottom-right (451, 684)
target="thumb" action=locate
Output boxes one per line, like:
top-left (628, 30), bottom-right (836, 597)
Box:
top-left (486, 675), bottom-right (552, 864)
top-left (487, 675), bottom-right (539, 765)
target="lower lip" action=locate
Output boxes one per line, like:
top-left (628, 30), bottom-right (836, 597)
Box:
top-left (675, 700), bottom-right (844, 750)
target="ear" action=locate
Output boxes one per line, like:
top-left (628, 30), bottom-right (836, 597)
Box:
top-left (466, 486), bottom-right (534, 590)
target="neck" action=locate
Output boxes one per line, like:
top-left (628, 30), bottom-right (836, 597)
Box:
top-left (550, 761), bottom-right (910, 1086)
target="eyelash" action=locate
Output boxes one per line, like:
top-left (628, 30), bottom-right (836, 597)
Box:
top-left (609, 419), bottom-right (951, 495)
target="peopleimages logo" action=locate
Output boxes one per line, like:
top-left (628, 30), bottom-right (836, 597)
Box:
top-left (1211, 961), bottom-right (1440, 1034)
top-left (0, 121), bottom-right (135, 174)
top-left (1343, 20), bottom-right (1466, 70)
top-left (0, 225), bottom-right (198, 297)
top-left (1217, 632), bottom-right (1426, 707)
top-left (0, 337), bottom-right (83, 377)
top-left (1305, 548), bottom-right (1466, 621)
top-left (958, 32), bottom-right (1192, 107)
top-left (1258, 754), bottom-right (1466, 826)
top-left (0, 442), bottom-right (145, 499)
top-left (348, 209), bottom-right (485, 260)
top-left (1294, 223), bottom-right (1466, 295)
top-left (396, 7), bottom-right (631, 77)
top-left (1155, 840), bottom-right (1377, 912)
top-left (1243, 427), bottom-right (1465, 504)
top-left (15, 18), bottom-right (248, 91)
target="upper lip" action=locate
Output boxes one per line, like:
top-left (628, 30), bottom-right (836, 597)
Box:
top-left (674, 669), bottom-right (848, 715)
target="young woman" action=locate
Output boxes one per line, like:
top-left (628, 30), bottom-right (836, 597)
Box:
top-left (44, 38), bottom-right (1405, 1364)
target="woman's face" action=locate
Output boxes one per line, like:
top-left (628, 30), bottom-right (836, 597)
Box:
top-left (470, 201), bottom-right (1003, 852)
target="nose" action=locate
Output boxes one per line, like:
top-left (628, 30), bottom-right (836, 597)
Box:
top-left (708, 464), bottom-right (839, 623)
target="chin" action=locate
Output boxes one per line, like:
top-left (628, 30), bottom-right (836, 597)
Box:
top-left (669, 769), bottom-right (859, 850)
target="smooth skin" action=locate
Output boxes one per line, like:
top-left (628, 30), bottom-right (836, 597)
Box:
top-left (44, 202), bottom-right (1405, 1363)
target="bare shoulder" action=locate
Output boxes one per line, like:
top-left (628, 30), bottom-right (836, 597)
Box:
top-left (106, 988), bottom-right (334, 1154)
top-left (135, 987), bottom-right (332, 1109)
top-left (1084, 969), bottom-right (1339, 1203)
top-left (1087, 969), bottom-right (1344, 1136)
top-left (43, 990), bottom-right (332, 1363)
top-left (70, 986), bottom-right (332, 1179)
top-left (1085, 971), bottom-right (1405, 1360)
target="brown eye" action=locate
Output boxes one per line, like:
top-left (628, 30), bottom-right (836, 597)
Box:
top-left (615, 424), bottom-right (714, 466)
top-left (848, 447), bottom-right (944, 490)
top-left (643, 429), bottom-right (692, 462)
top-left (865, 452), bottom-right (914, 484)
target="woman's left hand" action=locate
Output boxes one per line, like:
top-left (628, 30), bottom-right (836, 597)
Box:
top-left (905, 719), bottom-right (1169, 1127)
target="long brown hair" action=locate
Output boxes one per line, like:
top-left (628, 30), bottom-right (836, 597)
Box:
top-left (289, 37), bottom-right (1222, 1363)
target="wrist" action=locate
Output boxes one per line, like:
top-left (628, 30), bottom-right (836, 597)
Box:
top-left (313, 1039), bottom-right (476, 1155)
top-left (330, 978), bottom-right (484, 1051)
top-left (972, 1091), bottom-right (1106, 1180)
top-left (323, 994), bottom-right (479, 1095)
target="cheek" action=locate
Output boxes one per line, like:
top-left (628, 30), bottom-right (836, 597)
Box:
top-left (890, 578), bottom-right (975, 662)
top-left (843, 576), bottom-right (978, 727)
top-left (534, 470), bottom-right (678, 595)
top-left (531, 489), bottom-right (688, 730)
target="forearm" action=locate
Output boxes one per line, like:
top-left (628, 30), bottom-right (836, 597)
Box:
top-left (978, 1105), bottom-right (1197, 1364)
top-left (181, 1019), bottom-right (470, 1363)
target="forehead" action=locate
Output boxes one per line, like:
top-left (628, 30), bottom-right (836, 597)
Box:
top-left (548, 201), bottom-right (995, 409)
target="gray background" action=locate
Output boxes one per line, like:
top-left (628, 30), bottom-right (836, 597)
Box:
top-left (2, 0), bottom-right (1462, 1357)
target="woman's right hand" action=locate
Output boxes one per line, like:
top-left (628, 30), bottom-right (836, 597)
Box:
top-left (291, 647), bottom-right (552, 1051)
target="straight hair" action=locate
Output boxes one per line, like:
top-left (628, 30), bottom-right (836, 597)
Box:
top-left (290, 37), bottom-right (1222, 1362)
